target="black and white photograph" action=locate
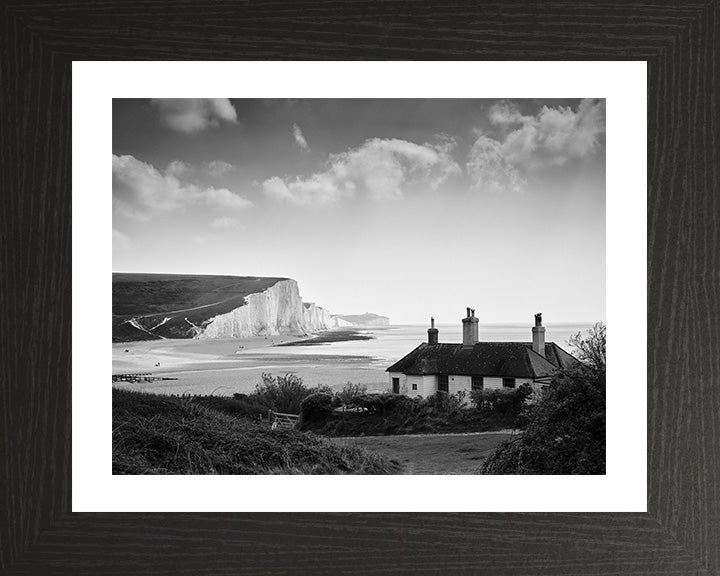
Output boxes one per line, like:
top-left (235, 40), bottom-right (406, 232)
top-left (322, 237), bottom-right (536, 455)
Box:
top-left (7, 1), bottom-right (717, 570)
top-left (112, 97), bottom-right (606, 475)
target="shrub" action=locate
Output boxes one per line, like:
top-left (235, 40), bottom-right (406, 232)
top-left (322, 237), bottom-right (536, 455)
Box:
top-left (313, 384), bottom-right (336, 396)
top-left (470, 383), bottom-right (532, 416)
top-left (251, 373), bottom-right (312, 414)
top-left (482, 365), bottom-right (606, 475)
top-left (300, 392), bottom-right (335, 423)
top-left (337, 382), bottom-right (368, 408)
top-left (421, 391), bottom-right (465, 418)
top-left (354, 393), bottom-right (415, 416)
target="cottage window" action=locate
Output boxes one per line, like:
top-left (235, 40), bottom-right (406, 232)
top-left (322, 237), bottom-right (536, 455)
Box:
top-left (412, 383), bottom-right (418, 391)
top-left (502, 377), bottom-right (516, 389)
top-left (438, 374), bottom-right (449, 393)
top-left (471, 376), bottom-right (484, 391)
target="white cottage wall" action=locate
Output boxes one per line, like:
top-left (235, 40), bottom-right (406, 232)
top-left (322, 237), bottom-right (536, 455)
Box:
top-left (422, 375), bottom-right (437, 396)
top-left (449, 375), bottom-right (472, 395)
top-left (406, 375), bottom-right (423, 395)
top-left (389, 373), bottom-right (440, 396)
top-left (390, 373), bottom-right (537, 398)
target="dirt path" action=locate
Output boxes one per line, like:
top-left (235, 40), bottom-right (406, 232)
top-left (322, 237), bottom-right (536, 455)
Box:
top-left (334, 431), bottom-right (517, 474)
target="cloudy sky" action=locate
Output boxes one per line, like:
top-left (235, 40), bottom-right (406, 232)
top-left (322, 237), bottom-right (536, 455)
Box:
top-left (113, 98), bottom-right (605, 324)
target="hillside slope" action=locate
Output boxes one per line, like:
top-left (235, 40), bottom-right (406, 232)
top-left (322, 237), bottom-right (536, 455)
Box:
top-left (112, 388), bottom-right (401, 475)
top-left (112, 273), bottom-right (332, 342)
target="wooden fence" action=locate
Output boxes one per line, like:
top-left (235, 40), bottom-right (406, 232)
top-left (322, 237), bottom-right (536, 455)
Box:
top-left (269, 411), bottom-right (299, 430)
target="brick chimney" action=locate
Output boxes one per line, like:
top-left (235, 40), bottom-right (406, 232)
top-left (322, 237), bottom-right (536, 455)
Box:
top-left (427, 316), bottom-right (439, 344)
top-left (462, 307), bottom-right (478, 346)
top-left (532, 312), bottom-right (545, 357)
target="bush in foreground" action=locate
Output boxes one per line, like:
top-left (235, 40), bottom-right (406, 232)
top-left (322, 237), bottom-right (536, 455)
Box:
top-left (336, 382), bottom-right (368, 408)
top-left (482, 324), bottom-right (606, 475)
top-left (112, 388), bottom-right (401, 475)
top-left (300, 392), bottom-right (335, 423)
top-left (252, 372), bottom-right (312, 414)
top-left (481, 368), bottom-right (605, 474)
top-left (354, 393), bottom-right (417, 416)
top-left (422, 390), bottom-right (466, 419)
top-left (302, 390), bottom-right (518, 437)
top-left (470, 384), bottom-right (533, 417)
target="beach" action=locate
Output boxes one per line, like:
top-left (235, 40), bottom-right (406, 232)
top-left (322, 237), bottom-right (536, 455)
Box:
top-left (112, 329), bottom-right (390, 395)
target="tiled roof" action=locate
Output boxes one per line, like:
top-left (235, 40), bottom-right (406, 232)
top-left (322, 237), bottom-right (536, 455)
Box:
top-left (386, 341), bottom-right (579, 379)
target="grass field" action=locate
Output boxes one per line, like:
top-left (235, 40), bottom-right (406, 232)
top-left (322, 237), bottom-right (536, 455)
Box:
top-left (334, 432), bottom-right (516, 474)
top-left (113, 388), bottom-right (402, 475)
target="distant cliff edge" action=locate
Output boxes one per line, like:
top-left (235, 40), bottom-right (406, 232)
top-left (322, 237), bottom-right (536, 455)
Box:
top-left (331, 313), bottom-right (390, 327)
top-left (112, 273), bottom-right (333, 343)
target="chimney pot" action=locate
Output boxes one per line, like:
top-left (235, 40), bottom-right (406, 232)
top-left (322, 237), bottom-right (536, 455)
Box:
top-left (532, 312), bottom-right (545, 356)
top-left (462, 307), bottom-right (479, 346)
top-left (427, 316), bottom-right (439, 345)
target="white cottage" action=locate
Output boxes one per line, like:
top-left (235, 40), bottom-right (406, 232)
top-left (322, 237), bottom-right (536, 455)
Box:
top-left (386, 309), bottom-right (578, 397)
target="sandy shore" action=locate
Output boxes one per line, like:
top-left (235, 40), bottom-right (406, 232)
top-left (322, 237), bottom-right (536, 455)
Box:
top-left (111, 329), bottom-right (391, 396)
top-left (112, 334), bottom-right (309, 374)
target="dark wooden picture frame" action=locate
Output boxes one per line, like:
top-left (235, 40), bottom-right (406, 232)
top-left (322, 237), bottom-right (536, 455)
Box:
top-left (2, 2), bottom-right (718, 574)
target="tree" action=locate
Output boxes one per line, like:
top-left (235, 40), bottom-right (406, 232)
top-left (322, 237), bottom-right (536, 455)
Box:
top-left (568, 321), bottom-right (606, 373)
top-left (482, 323), bottom-right (606, 474)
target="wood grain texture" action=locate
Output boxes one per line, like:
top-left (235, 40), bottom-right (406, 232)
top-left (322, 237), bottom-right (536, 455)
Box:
top-left (1, 1), bottom-right (718, 574)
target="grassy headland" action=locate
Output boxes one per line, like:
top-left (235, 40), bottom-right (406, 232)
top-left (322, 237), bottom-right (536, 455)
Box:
top-left (112, 388), bottom-right (401, 475)
top-left (112, 273), bottom-right (288, 342)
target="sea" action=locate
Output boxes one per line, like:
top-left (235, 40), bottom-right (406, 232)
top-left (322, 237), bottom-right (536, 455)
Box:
top-left (113, 323), bottom-right (593, 397)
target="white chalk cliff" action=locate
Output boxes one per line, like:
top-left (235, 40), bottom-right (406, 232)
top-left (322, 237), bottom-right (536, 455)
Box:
top-left (112, 273), bottom-right (391, 342)
top-left (198, 279), bottom-right (333, 339)
top-left (303, 302), bottom-right (333, 333)
top-left (331, 313), bottom-right (390, 327)
top-left (332, 316), bottom-right (353, 328)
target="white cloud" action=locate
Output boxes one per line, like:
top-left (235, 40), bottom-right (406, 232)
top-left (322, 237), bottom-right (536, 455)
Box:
top-left (112, 154), bottom-right (252, 221)
top-left (468, 99), bottom-right (605, 192)
top-left (263, 174), bottom-right (346, 205)
top-left (165, 160), bottom-right (190, 177)
top-left (203, 187), bottom-right (251, 210)
top-left (487, 102), bottom-right (531, 126)
top-left (151, 99), bottom-right (237, 133)
top-left (210, 216), bottom-right (244, 229)
top-left (165, 159), bottom-right (234, 179)
top-left (467, 134), bottom-right (527, 194)
top-left (293, 124), bottom-right (308, 149)
top-left (263, 138), bottom-right (460, 205)
top-left (489, 99), bottom-right (605, 168)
